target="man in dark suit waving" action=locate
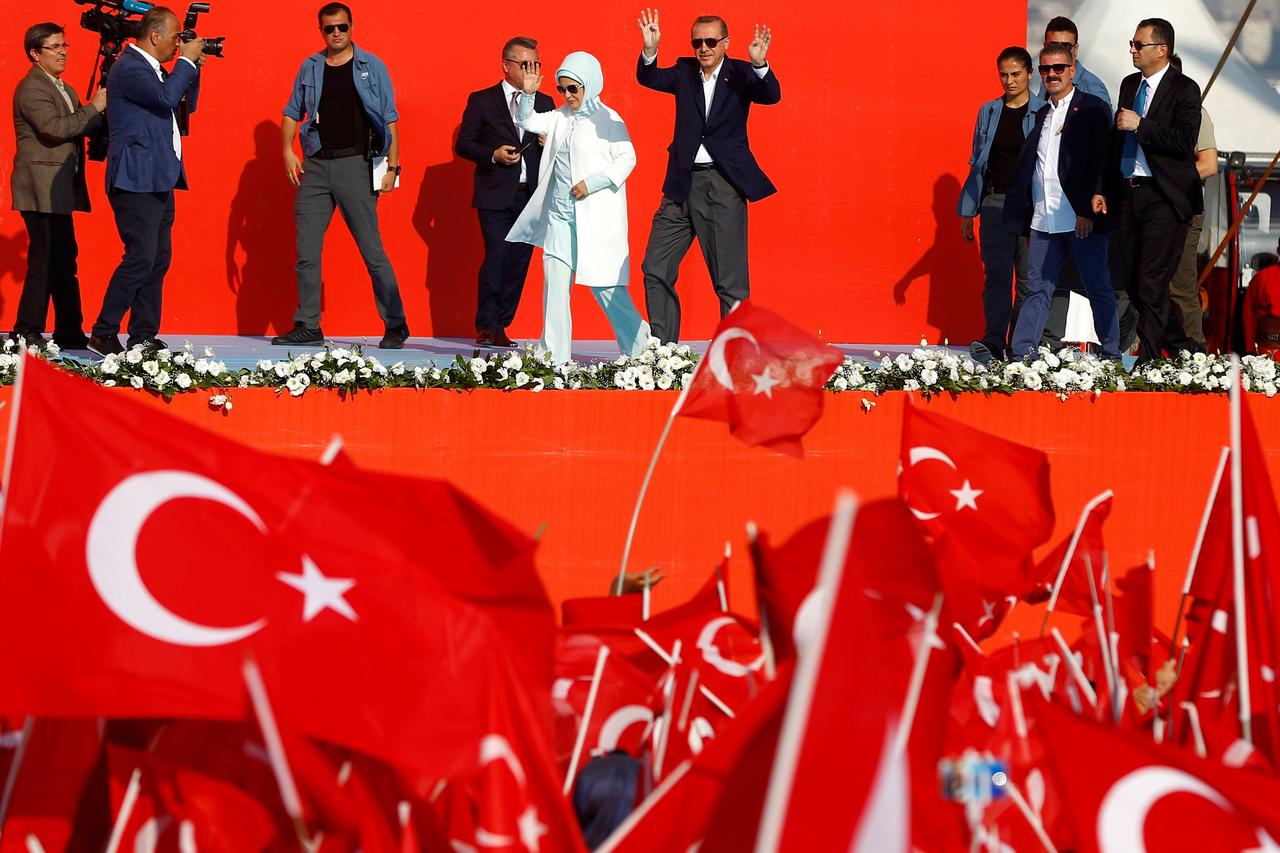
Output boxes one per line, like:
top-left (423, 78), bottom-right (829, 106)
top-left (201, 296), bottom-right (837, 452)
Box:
top-left (88, 7), bottom-right (204, 356)
top-left (635, 10), bottom-right (781, 343)
top-left (1095, 18), bottom-right (1203, 363)
top-left (1003, 43), bottom-right (1119, 360)
top-left (456, 37), bottom-right (555, 348)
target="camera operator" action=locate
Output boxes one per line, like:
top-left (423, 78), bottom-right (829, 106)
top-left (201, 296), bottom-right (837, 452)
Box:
top-left (10, 23), bottom-right (107, 349)
top-left (88, 6), bottom-right (204, 356)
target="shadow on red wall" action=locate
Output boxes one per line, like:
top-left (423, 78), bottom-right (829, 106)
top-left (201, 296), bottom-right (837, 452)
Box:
top-left (225, 120), bottom-right (298, 336)
top-left (890, 174), bottom-right (985, 344)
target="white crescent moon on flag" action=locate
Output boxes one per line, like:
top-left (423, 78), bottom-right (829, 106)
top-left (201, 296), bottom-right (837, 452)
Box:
top-left (697, 616), bottom-right (765, 678)
top-left (901, 445), bottom-right (958, 521)
top-left (1097, 766), bottom-right (1232, 852)
top-left (597, 705), bottom-right (655, 753)
top-left (704, 327), bottom-right (761, 390)
top-left (85, 470), bottom-right (269, 647)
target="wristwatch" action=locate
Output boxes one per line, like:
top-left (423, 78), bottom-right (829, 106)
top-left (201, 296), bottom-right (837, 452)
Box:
top-left (391, 165), bottom-right (402, 176)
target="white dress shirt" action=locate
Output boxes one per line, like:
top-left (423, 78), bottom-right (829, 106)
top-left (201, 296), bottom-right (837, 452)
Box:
top-left (640, 53), bottom-right (769, 165)
top-left (128, 44), bottom-right (195, 160)
top-left (500, 79), bottom-right (528, 183)
top-left (1130, 61), bottom-right (1171, 179)
top-left (42, 70), bottom-right (75, 112)
top-left (1031, 87), bottom-right (1078, 234)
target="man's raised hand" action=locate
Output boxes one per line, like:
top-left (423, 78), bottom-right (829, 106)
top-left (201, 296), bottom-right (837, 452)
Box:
top-left (749, 23), bottom-right (772, 66)
top-left (638, 8), bottom-right (661, 57)
top-left (522, 65), bottom-right (543, 96)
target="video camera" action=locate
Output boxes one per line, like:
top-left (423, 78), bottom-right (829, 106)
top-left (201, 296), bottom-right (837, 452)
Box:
top-left (76, 0), bottom-right (225, 159)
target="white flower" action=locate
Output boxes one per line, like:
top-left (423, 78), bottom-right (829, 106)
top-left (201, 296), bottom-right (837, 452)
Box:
top-left (193, 358), bottom-right (210, 374)
top-left (358, 367), bottom-right (372, 379)
top-left (430, 368), bottom-right (441, 380)
top-left (1144, 368), bottom-right (1165, 384)
top-left (102, 380), bottom-right (116, 387)
top-left (503, 353), bottom-right (523, 371)
top-left (153, 371), bottom-right (171, 387)
top-left (125, 348), bottom-right (144, 365)
top-left (333, 369), bottom-right (354, 384)
top-left (273, 361), bottom-right (292, 378)
top-left (129, 376), bottom-right (144, 389)
top-left (141, 360), bottom-right (160, 376)
top-left (833, 376), bottom-right (849, 391)
top-left (1193, 352), bottom-right (1208, 366)
top-left (639, 374), bottom-right (656, 390)
top-left (656, 345), bottom-right (672, 359)
top-left (531, 378), bottom-right (545, 392)
top-left (1176, 370), bottom-right (1194, 386)
top-left (286, 373), bottom-right (311, 396)
top-left (920, 368), bottom-right (938, 386)
top-left (656, 373), bottom-right (673, 390)
top-left (210, 361), bottom-right (227, 375)
top-left (203, 346), bottom-right (215, 357)
top-left (1044, 352), bottom-right (1062, 369)
top-left (208, 393), bottom-right (227, 407)
top-left (469, 357), bottom-right (488, 374)
top-left (391, 362), bottom-right (405, 376)
top-left (495, 367), bottom-right (509, 382)
top-left (903, 379), bottom-right (920, 391)
top-left (238, 376), bottom-right (251, 388)
top-left (101, 355), bottom-right (120, 375)
top-left (895, 354), bottom-right (913, 371)
top-left (1023, 372), bottom-right (1042, 391)
top-left (881, 356), bottom-right (892, 369)
top-left (614, 373), bottom-right (627, 388)
top-left (515, 371), bottom-right (530, 387)
top-left (256, 359), bottom-right (274, 371)
top-left (176, 373), bottom-right (193, 389)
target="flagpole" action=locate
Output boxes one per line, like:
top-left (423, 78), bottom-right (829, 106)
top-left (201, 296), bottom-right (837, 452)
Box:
top-left (652, 640), bottom-right (682, 782)
top-left (717, 542), bottom-right (730, 612)
top-left (0, 716), bottom-right (34, 842)
top-left (1179, 701), bottom-right (1209, 758)
top-left (1172, 446), bottom-right (1232, 656)
top-left (1084, 557), bottom-right (1119, 723)
top-left (242, 655), bottom-right (314, 852)
top-left (746, 521), bottom-right (779, 681)
top-left (1040, 489), bottom-right (1114, 637)
top-left (564, 645), bottom-right (611, 796)
top-left (1001, 779), bottom-right (1055, 853)
top-left (1229, 357), bottom-right (1253, 744)
top-left (1050, 627), bottom-right (1099, 709)
top-left (892, 592), bottom-right (945, 758)
top-left (615, 384), bottom-right (692, 594)
top-left (103, 768), bottom-right (142, 853)
top-left (755, 491), bottom-right (859, 853)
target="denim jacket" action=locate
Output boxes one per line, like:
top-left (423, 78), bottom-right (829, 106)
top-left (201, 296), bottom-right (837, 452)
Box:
top-left (282, 44), bottom-right (398, 158)
top-left (957, 91), bottom-right (1046, 217)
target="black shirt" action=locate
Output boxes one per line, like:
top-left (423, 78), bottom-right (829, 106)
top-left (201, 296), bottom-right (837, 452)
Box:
top-left (317, 57), bottom-right (371, 152)
top-left (986, 101), bottom-right (1028, 195)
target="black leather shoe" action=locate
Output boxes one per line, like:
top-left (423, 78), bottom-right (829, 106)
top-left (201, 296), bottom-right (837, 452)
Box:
top-left (53, 332), bottom-right (91, 350)
top-left (379, 325), bottom-right (410, 349)
top-left (128, 337), bottom-right (169, 351)
top-left (492, 329), bottom-right (518, 348)
top-left (475, 328), bottom-right (498, 346)
top-left (9, 330), bottom-right (45, 348)
top-left (87, 334), bottom-right (124, 356)
top-left (272, 323), bottom-right (324, 346)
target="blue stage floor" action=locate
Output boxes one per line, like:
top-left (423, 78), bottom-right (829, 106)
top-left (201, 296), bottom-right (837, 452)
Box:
top-left (57, 336), bottom-right (950, 371)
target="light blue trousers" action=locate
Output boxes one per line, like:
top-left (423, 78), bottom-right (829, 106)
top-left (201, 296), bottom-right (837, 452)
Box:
top-left (541, 256), bottom-right (651, 365)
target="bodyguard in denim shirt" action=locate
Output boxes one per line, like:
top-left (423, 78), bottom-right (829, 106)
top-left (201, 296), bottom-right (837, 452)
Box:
top-left (274, 1), bottom-right (410, 350)
top-left (958, 46), bottom-right (1045, 363)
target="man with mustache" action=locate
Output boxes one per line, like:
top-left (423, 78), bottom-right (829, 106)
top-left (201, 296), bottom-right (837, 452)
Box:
top-left (1002, 43), bottom-right (1119, 361)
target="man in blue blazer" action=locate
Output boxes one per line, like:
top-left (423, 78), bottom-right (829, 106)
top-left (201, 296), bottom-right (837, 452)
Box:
top-left (88, 7), bottom-right (203, 356)
top-left (635, 10), bottom-right (781, 343)
top-left (1002, 44), bottom-right (1119, 360)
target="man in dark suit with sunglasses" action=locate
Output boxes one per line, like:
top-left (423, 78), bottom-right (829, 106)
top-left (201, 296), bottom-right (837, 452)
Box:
top-left (456, 37), bottom-right (555, 348)
top-left (635, 9), bottom-right (781, 343)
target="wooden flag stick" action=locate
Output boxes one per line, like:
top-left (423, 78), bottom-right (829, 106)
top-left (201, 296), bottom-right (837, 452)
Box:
top-left (1040, 490), bottom-right (1114, 637)
top-left (564, 645), bottom-right (610, 795)
top-left (1180, 701), bottom-right (1209, 758)
top-left (1229, 357), bottom-right (1253, 744)
top-left (642, 574), bottom-right (651, 621)
top-left (1002, 779), bottom-right (1055, 853)
top-left (1172, 447), bottom-right (1232, 655)
top-left (0, 716), bottom-right (34, 842)
top-left (745, 521), bottom-right (779, 682)
top-left (23, 835), bottom-right (44, 853)
top-left (1085, 557), bottom-right (1120, 724)
top-left (717, 542), bottom-right (730, 612)
top-left (103, 768), bottom-right (142, 853)
top-left (1050, 629), bottom-right (1099, 710)
top-left (652, 640), bottom-right (682, 782)
top-left (892, 593), bottom-right (945, 759)
top-left (242, 655), bottom-right (313, 852)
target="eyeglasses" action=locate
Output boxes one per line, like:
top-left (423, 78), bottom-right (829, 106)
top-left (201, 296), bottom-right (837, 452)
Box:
top-left (1129, 40), bottom-right (1166, 51)
top-left (39, 42), bottom-right (70, 52)
top-left (555, 84), bottom-right (583, 95)
top-left (1038, 63), bottom-right (1071, 75)
top-left (691, 37), bottom-right (725, 49)
top-left (321, 23), bottom-right (350, 34)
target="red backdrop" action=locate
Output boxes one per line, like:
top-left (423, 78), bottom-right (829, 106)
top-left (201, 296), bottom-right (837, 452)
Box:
top-left (0, 1), bottom-right (1023, 340)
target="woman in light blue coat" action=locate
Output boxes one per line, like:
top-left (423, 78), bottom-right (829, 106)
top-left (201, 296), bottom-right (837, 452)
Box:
top-left (958, 46), bottom-right (1045, 363)
top-left (507, 52), bottom-right (651, 365)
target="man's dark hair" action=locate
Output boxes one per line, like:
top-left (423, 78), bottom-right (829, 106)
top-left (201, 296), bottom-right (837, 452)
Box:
top-left (997, 46), bottom-right (1033, 72)
top-left (23, 22), bottom-right (63, 62)
top-left (139, 7), bottom-right (177, 39)
top-left (502, 36), bottom-right (537, 58)
top-left (317, 3), bottom-right (352, 26)
top-left (1040, 43), bottom-right (1073, 64)
top-left (1138, 17), bottom-right (1175, 53)
top-left (1044, 16), bottom-right (1079, 41)
top-left (692, 15), bottom-right (728, 38)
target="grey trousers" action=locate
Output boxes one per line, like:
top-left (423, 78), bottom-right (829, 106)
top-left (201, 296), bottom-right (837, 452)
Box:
top-left (293, 154), bottom-right (406, 330)
top-left (641, 166), bottom-right (748, 343)
top-left (1168, 212), bottom-right (1206, 346)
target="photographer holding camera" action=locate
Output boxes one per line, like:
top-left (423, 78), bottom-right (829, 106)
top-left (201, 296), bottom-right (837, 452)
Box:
top-left (88, 6), bottom-right (204, 356)
top-left (10, 23), bottom-right (107, 349)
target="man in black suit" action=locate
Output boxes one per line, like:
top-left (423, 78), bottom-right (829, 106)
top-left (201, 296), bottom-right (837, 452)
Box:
top-left (1095, 18), bottom-right (1203, 362)
top-left (1003, 44), bottom-right (1119, 360)
top-left (455, 37), bottom-right (554, 348)
top-left (635, 10), bottom-right (781, 343)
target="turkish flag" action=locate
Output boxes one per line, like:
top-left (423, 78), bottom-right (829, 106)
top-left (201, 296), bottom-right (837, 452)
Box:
top-left (1035, 494), bottom-right (1113, 616)
top-left (1036, 699), bottom-right (1280, 852)
top-left (677, 301), bottom-right (844, 458)
top-left (0, 719), bottom-right (106, 853)
top-left (104, 744), bottom-right (277, 853)
top-left (899, 402), bottom-right (1055, 597)
top-left (0, 356), bottom-right (555, 780)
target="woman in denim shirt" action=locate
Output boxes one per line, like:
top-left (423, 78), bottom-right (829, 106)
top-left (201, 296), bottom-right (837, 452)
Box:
top-left (958, 46), bottom-right (1045, 363)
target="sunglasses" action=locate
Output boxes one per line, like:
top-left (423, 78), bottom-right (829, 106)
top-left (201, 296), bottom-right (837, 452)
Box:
top-left (322, 23), bottom-right (350, 34)
top-left (691, 37), bottom-right (725, 49)
top-left (1129, 40), bottom-right (1166, 51)
top-left (1038, 63), bottom-right (1070, 75)
top-left (556, 84), bottom-right (583, 95)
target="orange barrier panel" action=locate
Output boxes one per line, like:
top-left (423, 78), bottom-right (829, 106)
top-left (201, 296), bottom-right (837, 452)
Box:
top-left (0, 1), bottom-right (1025, 342)
top-left (2, 384), bottom-right (1277, 643)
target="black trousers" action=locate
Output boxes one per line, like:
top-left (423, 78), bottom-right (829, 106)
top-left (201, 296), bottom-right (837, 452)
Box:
top-left (475, 185), bottom-right (535, 332)
top-left (642, 166), bottom-right (750, 344)
top-left (94, 188), bottom-right (174, 342)
top-left (1117, 184), bottom-right (1197, 362)
top-left (16, 211), bottom-right (84, 339)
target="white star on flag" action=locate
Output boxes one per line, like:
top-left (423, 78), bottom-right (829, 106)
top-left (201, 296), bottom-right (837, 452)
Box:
top-left (517, 805), bottom-right (549, 852)
top-left (276, 556), bottom-right (357, 622)
top-left (751, 367), bottom-right (781, 398)
top-left (949, 479), bottom-right (983, 511)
